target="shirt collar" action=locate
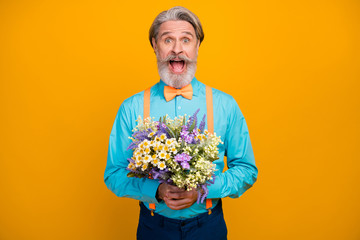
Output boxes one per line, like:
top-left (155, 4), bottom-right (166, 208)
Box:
top-left (156, 77), bottom-right (200, 99)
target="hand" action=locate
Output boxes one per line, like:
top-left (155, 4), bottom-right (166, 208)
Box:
top-left (157, 183), bottom-right (198, 210)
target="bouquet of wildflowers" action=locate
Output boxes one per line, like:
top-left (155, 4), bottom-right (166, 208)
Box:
top-left (126, 109), bottom-right (223, 203)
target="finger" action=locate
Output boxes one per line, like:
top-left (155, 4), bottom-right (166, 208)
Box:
top-left (163, 197), bottom-right (193, 210)
top-left (167, 192), bottom-right (186, 200)
top-left (167, 185), bottom-right (186, 193)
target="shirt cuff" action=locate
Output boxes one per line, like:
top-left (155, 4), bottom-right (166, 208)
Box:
top-left (206, 175), bottom-right (222, 199)
top-left (141, 179), bottom-right (161, 203)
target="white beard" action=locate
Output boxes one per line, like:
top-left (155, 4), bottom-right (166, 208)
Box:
top-left (155, 50), bottom-right (198, 89)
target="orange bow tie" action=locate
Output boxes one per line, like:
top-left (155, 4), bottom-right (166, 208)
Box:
top-left (164, 84), bottom-right (193, 102)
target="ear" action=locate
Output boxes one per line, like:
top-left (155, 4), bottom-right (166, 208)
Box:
top-left (152, 37), bottom-right (157, 51)
top-left (196, 40), bottom-right (200, 53)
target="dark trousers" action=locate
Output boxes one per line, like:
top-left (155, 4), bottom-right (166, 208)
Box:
top-left (136, 200), bottom-right (227, 240)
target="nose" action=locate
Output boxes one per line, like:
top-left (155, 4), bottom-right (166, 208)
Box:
top-left (172, 40), bottom-right (183, 55)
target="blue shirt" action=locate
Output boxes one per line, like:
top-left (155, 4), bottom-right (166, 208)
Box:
top-left (104, 78), bottom-right (258, 219)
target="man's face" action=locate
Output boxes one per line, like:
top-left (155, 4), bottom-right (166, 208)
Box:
top-left (152, 20), bottom-right (200, 88)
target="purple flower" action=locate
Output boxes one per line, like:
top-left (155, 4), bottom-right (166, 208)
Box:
top-left (180, 161), bottom-right (190, 170)
top-left (186, 108), bottom-right (200, 130)
top-left (199, 114), bottom-right (206, 133)
top-left (155, 122), bottom-right (170, 137)
top-left (175, 153), bottom-right (192, 169)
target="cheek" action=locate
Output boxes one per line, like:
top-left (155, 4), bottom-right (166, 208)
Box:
top-left (185, 47), bottom-right (198, 58)
top-left (158, 47), bottom-right (171, 59)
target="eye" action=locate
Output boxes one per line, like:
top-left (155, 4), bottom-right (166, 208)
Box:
top-left (183, 38), bottom-right (190, 43)
top-left (165, 38), bottom-right (172, 43)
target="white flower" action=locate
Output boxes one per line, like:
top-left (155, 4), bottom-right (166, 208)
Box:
top-left (160, 134), bottom-right (167, 142)
top-left (158, 151), bottom-right (167, 159)
top-left (143, 155), bottom-right (151, 163)
top-left (158, 161), bottom-right (166, 170)
top-left (141, 164), bottom-right (148, 171)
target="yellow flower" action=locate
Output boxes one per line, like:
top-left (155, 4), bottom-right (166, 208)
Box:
top-left (141, 164), bottom-right (148, 171)
top-left (158, 161), bottom-right (166, 170)
top-left (160, 134), bottom-right (167, 141)
top-left (171, 147), bottom-right (177, 152)
top-left (143, 155), bottom-right (151, 163)
top-left (144, 147), bottom-right (151, 154)
top-left (143, 141), bottom-right (150, 147)
top-left (128, 163), bottom-right (135, 170)
top-left (158, 151), bottom-right (166, 159)
top-left (152, 158), bottom-right (159, 165)
top-left (165, 153), bottom-right (171, 160)
top-left (165, 139), bottom-right (173, 145)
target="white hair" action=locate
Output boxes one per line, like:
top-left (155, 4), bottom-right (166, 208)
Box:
top-left (149, 6), bottom-right (204, 47)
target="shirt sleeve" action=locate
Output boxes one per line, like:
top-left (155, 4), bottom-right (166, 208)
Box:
top-left (103, 103), bottom-right (160, 203)
top-left (207, 97), bottom-right (258, 199)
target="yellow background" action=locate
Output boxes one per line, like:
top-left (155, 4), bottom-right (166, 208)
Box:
top-left (1, 0), bottom-right (359, 239)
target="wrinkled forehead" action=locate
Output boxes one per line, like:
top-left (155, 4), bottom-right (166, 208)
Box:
top-left (157, 20), bottom-right (196, 38)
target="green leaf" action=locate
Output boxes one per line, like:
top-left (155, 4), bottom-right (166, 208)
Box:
top-left (166, 126), bottom-right (175, 138)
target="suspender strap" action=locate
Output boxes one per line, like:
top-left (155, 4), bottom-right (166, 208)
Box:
top-left (205, 85), bottom-right (214, 134)
top-left (205, 85), bottom-right (214, 214)
top-left (143, 85), bottom-right (213, 215)
top-left (144, 87), bottom-right (156, 215)
top-left (143, 87), bottom-right (151, 121)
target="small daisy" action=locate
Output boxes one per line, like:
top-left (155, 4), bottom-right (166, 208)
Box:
top-left (141, 164), bottom-right (148, 171)
top-left (144, 147), bottom-right (151, 154)
top-left (128, 162), bottom-right (136, 170)
top-left (170, 147), bottom-right (177, 154)
top-left (158, 161), bottom-right (166, 170)
top-left (143, 140), bottom-right (150, 148)
top-left (152, 158), bottom-right (159, 165)
top-left (143, 155), bottom-right (151, 163)
top-left (135, 160), bottom-right (142, 168)
top-left (158, 151), bottom-right (167, 159)
top-left (160, 134), bottom-right (167, 141)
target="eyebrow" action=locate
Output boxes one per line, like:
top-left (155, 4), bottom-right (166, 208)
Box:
top-left (159, 31), bottom-right (194, 38)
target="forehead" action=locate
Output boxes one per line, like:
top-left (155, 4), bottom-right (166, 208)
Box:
top-left (158, 20), bottom-right (196, 36)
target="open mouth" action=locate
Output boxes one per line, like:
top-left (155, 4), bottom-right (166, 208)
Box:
top-left (169, 60), bottom-right (186, 74)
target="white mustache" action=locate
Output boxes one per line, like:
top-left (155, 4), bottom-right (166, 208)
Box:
top-left (159, 54), bottom-right (196, 64)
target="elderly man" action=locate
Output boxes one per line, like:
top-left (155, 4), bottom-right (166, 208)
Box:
top-left (104, 6), bottom-right (258, 240)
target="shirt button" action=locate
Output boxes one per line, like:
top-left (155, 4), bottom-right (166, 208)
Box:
top-left (178, 106), bottom-right (181, 110)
